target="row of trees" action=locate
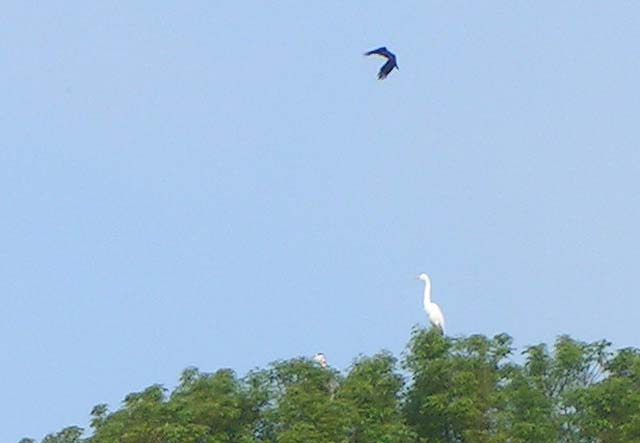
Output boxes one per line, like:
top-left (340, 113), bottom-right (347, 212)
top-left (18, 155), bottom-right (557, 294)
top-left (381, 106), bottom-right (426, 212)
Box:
top-left (23, 328), bottom-right (640, 443)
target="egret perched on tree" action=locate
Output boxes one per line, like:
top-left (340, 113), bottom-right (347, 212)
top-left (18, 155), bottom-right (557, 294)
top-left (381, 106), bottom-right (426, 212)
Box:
top-left (364, 46), bottom-right (399, 80)
top-left (417, 273), bottom-right (445, 333)
top-left (312, 352), bottom-right (337, 396)
top-left (312, 352), bottom-right (328, 368)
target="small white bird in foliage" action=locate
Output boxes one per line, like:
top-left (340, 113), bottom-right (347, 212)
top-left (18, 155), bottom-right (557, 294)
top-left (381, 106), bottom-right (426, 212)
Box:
top-left (417, 273), bottom-right (445, 334)
top-left (312, 352), bottom-right (328, 368)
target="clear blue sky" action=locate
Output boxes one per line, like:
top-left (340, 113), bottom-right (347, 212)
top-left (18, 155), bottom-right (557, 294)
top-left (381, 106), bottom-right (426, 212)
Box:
top-left (2, 2), bottom-right (639, 441)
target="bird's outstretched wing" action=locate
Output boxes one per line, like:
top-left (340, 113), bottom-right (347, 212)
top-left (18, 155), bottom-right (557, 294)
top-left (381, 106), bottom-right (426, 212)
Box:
top-left (378, 59), bottom-right (395, 80)
top-left (364, 46), bottom-right (395, 59)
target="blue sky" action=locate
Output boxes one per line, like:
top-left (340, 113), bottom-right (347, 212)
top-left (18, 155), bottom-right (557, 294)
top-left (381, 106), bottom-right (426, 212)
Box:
top-left (2, 2), bottom-right (640, 441)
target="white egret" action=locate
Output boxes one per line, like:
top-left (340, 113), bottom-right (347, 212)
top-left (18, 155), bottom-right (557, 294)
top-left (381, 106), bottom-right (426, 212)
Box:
top-left (312, 352), bottom-right (328, 368)
top-left (417, 273), bottom-right (445, 333)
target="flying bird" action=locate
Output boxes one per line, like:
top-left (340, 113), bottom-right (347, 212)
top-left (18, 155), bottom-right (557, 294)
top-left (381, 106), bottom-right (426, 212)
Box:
top-left (417, 273), bottom-right (445, 333)
top-left (364, 46), bottom-right (399, 80)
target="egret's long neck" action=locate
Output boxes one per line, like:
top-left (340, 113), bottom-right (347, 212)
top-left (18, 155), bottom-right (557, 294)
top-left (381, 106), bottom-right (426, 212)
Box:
top-left (422, 279), bottom-right (432, 305)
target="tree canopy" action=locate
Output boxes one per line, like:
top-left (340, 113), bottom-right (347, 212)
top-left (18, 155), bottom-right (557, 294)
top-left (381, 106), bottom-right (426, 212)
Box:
top-left (23, 329), bottom-right (640, 443)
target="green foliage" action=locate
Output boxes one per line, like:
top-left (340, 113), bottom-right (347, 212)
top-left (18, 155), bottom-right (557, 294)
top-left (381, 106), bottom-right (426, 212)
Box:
top-left (495, 362), bottom-right (557, 443)
top-left (404, 329), bottom-right (512, 443)
top-left (41, 427), bottom-right (84, 443)
top-left (520, 336), bottom-right (611, 443)
top-left (22, 331), bottom-right (640, 443)
top-left (570, 348), bottom-right (640, 443)
top-left (265, 358), bottom-right (352, 443)
top-left (337, 352), bottom-right (414, 443)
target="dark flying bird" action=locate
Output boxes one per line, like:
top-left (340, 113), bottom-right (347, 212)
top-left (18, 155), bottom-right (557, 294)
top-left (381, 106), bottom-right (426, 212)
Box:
top-left (364, 46), bottom-right (399, 80)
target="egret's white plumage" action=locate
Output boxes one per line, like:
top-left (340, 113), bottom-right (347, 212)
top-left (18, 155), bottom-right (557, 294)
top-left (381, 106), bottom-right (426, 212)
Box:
top-left (417, 273), bottom-right (445, 333)
top-left (312, 352), bottom-right (328, 368)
